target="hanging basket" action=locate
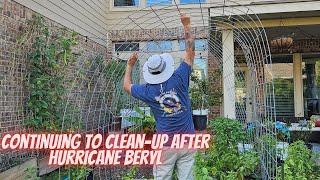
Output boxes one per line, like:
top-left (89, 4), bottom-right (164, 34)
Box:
top-left (270, 37), bottom-right (293, 50)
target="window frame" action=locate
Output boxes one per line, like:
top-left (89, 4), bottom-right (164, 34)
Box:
top-left (110, 0), bottom-right (208, 11)
top-left (146, 0), bottom-right (172, 7)
top-left (114, 42), bottom-right (140, 52)
top-left (180, 0), bottom-right (205, 4)
top-left (113, 0), bottom-right (140, 7)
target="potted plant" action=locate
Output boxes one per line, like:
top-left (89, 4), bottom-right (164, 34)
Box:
top-left (189, 70), bottom-right (221, 131)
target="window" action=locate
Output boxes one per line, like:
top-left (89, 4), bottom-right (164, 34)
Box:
top-left (180, 0), bottom-right (205, 4)
top-left (179, 39), bottom-right (207, 51)
top-left (268, 63), bottom-right (294, 121)
top-left (193, 58), bottom-right (208, 79)
top-left (146, 0), bottom-right (171, 6)
top-left (146, 41), bottom-right (172, 52)
top-left (114, 0), bottom-right (139, 6)
top-left (115, 42), bottom-right (139, 51)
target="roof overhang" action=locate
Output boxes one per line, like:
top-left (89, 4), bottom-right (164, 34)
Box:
top-left (209, 0), bottom-right (320, 18)
top-left (210, 1), bottom-right (320, 29)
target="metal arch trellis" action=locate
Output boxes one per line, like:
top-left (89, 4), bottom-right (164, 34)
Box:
top-left (102, 1), bottom-right (277, 179)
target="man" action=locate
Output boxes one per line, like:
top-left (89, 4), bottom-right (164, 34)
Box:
top-left (123, 14), bottom-right (195, 180)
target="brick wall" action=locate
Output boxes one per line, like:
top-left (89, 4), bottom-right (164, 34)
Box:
top-left (207, 51), bottom-right (222, 119)
top-left (110, 26), bottom-right (208, 42)
top-left (0, 0), bottom-right (108, 173)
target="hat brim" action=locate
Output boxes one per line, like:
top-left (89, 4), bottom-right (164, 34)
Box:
top-left (143, 53), bottom-right (175, 84)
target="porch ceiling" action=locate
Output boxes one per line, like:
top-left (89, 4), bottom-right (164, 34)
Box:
top-left (265, 24), bottom-right (320, 40)
top-left (271, 53), bottom-right (320, 63)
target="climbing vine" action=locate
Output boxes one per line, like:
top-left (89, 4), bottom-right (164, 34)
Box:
top-left (20, 15), bottom-right (81, 131)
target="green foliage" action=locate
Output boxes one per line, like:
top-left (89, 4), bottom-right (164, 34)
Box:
top-left (194, 153), bottom-right (213, 180)
top-left (209, 117), bottom-right (246, 147)
top-left (189, 69), bottom-right (222, 110)
top-left (122, 166), bottom-right (138, 180)
top-left (24, 166), bottom-right (40, 180)
top-left (21, 15), bottom-right (80, 131)
top-left (277, 141), bottom-right (320, 180)
top-left (194, 117), bottom-right (259, 180)
top-left (43, 166), bottom-right (91, 180)
top-left (127, 107), bottom-right (156, 134)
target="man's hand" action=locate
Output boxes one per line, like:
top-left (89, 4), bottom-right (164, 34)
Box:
top-left (127, 52), bottom-right (138, 67)
top-left (180, 14), bottom-right (191, 29)
top-left (123, 52), bottom-right (138, 94)
top-left (180, 14), bottom-right (195, 66)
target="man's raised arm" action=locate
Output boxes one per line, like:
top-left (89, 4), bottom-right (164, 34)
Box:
top-left (181, 14), bottom-right (195, 66)
top-left (123, 52), bottom-right (138, 94)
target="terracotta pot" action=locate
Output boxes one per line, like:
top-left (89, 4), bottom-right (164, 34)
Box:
top-left (271, 37), bottom-right (293, 49)
top-left (315, 120), bottom-right (320, 127)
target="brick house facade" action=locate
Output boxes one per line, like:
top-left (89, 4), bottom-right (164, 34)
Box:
top-left (0, 0), bottom-right (108, 173)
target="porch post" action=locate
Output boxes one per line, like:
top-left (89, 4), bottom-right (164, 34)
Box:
top-left (222, 29), bottom-right (236, 119)
top-left (293, 53), bottom-right (304, 117)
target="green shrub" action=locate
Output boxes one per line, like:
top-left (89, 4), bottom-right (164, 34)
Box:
top-left (194, 117), bottom-right (259, 180)
top-left (277, 141), bottom-right (320, 180)
top-left (122, 166), bottom-right (138, 180)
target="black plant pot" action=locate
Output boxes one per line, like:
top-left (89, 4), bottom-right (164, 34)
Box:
top-left (192, 114), bottom-right (207, 131)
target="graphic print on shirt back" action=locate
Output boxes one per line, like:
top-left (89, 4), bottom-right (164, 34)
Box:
top-left (155, 88), bottom-right (185, 117)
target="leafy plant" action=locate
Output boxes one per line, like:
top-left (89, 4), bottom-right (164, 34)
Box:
top-left (194, 117), bottom-right (259, 180)
top-left (24, 166), bottom-right (40, 180)
top-left (43, 166), bottom-right (91, 180)
top-left (277, 141), bottom-right (320, 180)
top-left (21, 15), bottom-right (80, 131)
top-left (257, 134), bottom-right (278, 176)
top-left (189, 69), bottom-right (222, 111)
top-left (122, 166), bottom-right (138, 180)
top-left (127, 107), bottom-right (156, 134)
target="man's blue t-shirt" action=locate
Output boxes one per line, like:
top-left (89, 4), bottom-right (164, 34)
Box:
top-left (131, 61), bottom-right (195, 135)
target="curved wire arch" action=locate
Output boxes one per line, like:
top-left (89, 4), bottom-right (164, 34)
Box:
top-left (56, 1), bottom-right (278, 179)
